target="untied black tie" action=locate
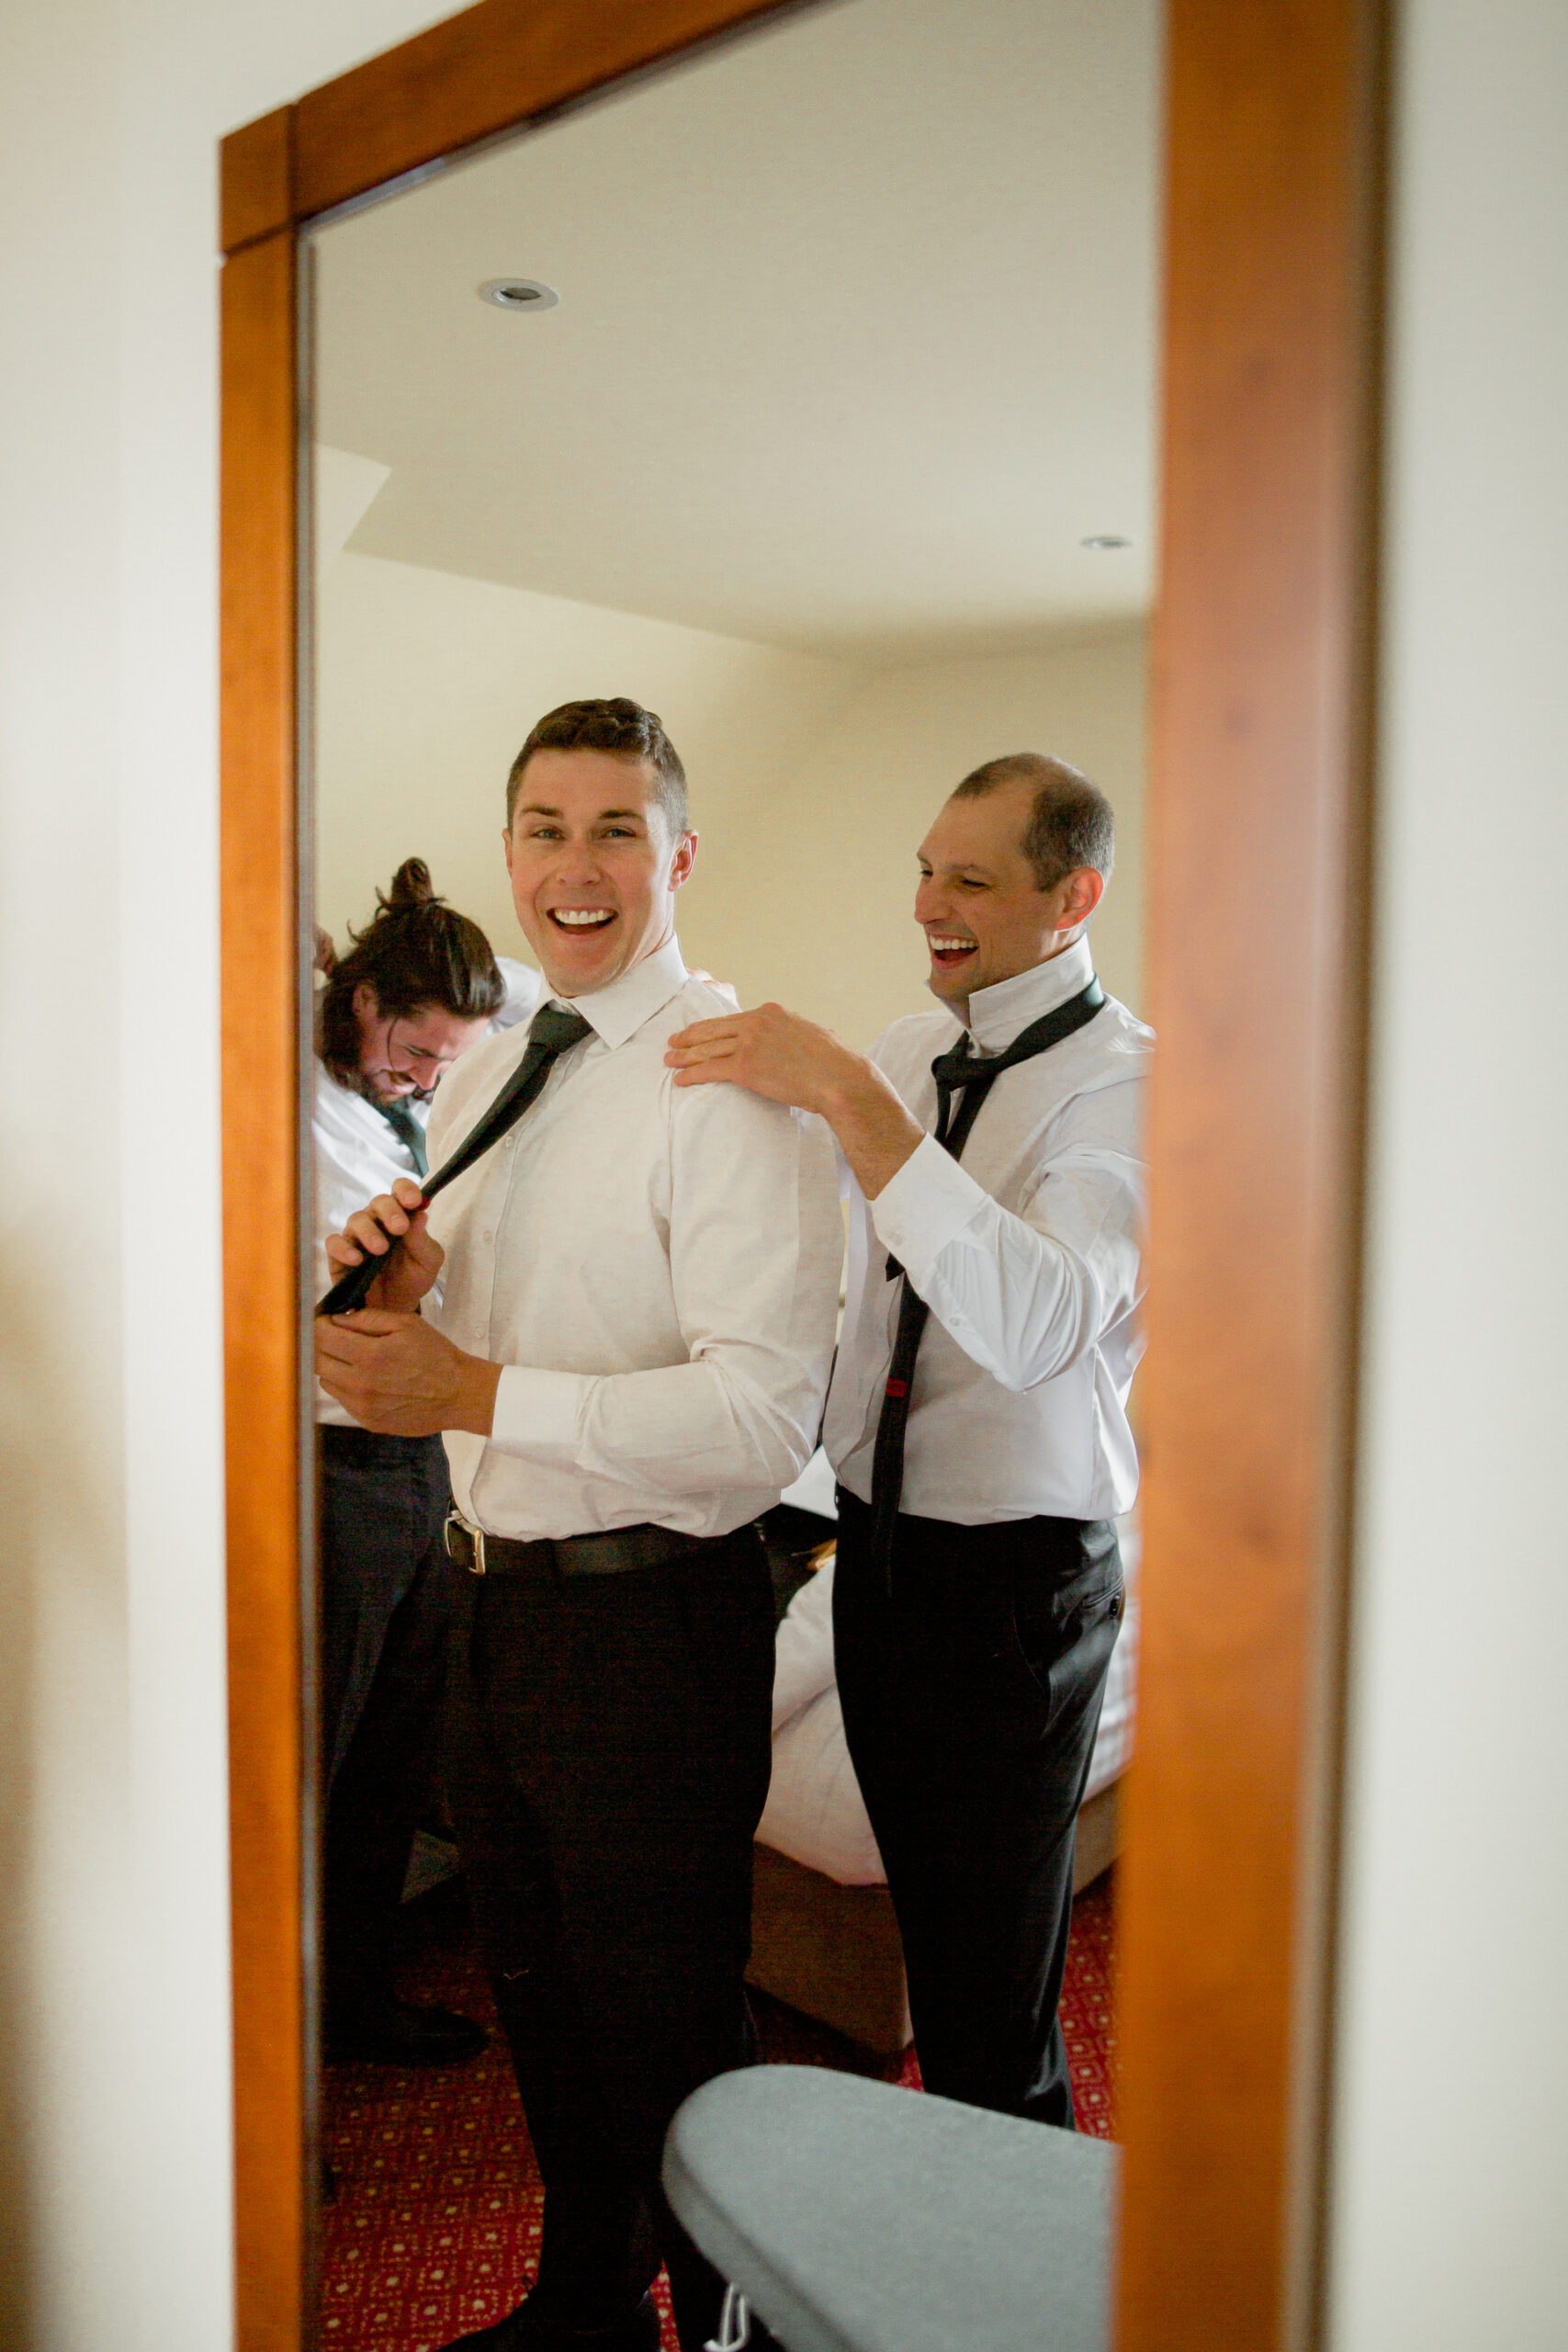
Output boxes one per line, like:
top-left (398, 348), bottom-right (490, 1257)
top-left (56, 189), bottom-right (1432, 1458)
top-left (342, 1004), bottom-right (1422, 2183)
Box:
top-left (318, 999), bottom-right (592, 1317)
top-left (865, 974), bottom-right (1106, 1587)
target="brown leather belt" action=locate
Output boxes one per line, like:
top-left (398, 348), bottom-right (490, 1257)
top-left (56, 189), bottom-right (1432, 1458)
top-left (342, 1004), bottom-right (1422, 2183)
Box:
top-left (445, 1508), bottom-right (705, 1580)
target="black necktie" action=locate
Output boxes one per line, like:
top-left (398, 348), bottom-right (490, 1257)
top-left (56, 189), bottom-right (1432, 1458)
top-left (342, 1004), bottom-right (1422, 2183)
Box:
top-left (378, 1100), bottom-right (428, 1179)
top-left (865, 975), bottom-right (1105, 1585)
top-left (318, 1000), bottom-right (593, 1317)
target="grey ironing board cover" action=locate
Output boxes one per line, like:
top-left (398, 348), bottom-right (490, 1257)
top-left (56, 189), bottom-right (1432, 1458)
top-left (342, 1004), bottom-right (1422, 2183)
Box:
top-left (663, 2065), bottom-right (1116, 2352)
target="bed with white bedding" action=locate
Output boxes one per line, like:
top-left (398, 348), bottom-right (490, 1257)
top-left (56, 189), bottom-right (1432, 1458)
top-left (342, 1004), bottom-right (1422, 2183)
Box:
top-left (747, 1494), bottom-right (1139, 2053)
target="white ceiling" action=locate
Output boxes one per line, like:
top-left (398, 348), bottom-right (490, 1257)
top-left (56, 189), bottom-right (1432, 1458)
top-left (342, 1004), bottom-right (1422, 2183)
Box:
top-left (312, 0), bottom-right (1162, 659)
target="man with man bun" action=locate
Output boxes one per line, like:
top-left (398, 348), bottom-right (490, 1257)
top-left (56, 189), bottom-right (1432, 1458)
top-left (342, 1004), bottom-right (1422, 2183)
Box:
top-left (667, 752), bottom-right (1152, 2133)
top-left (313, 858), bottom-right (505, 2067)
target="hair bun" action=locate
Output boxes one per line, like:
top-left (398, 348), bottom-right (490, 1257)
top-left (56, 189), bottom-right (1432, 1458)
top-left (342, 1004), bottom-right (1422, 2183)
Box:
top-left (319, 861), bottom-right (503, 1083)
top-left (383, 857), bottom-right (436, 911)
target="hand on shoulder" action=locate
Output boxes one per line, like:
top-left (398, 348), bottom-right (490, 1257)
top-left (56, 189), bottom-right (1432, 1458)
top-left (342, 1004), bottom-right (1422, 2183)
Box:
top-left (664, 1001), bottom-right (858, 1118)
top-left (665, 1002), bottom-right (926, 1200)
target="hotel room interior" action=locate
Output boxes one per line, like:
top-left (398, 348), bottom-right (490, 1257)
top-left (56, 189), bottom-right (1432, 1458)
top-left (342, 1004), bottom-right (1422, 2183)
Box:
top-left (306, 9), bottom-right (1153, 2320)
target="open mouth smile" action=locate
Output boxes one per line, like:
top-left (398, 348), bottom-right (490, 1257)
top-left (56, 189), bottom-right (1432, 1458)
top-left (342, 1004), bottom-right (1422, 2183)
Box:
top-left (547, 908), bottom-right (616, 932)
top-left (927, 933), bottom-right (977, 968)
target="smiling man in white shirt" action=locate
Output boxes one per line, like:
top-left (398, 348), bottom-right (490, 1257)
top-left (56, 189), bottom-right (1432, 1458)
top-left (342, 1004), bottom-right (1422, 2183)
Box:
top-left (667, 751), bottom-right (1151, 2136)
top-left (316, 699), bottom-right (840, 2352)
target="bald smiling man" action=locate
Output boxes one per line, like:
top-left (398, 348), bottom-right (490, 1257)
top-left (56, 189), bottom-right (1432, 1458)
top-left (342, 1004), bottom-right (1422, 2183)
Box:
top-left (668, 751), bottom-right (1153, 2135)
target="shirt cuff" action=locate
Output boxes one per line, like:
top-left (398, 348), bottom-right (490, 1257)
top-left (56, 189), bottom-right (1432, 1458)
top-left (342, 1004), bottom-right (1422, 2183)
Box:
top-left (488, 1364), bottom-right (590, 1466)
top-left (869, 1132), bottom-right (994, 1284)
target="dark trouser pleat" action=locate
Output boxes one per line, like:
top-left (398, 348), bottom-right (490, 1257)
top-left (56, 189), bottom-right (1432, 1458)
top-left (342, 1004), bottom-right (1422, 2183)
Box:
top-left (319, 1427), bottom-right (457, 2018)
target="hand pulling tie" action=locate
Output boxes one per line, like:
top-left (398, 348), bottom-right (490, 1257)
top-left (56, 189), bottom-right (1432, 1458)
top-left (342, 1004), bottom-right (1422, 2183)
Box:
top-left (316, 1001), bottom-right (592, 1317)
top-left (866, 976), bottom-right (1105, 1588)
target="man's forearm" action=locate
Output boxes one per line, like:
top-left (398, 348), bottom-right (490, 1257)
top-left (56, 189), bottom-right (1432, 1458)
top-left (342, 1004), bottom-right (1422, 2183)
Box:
top-left (489, 1354), bottom-right (820, 1499)
top-left (818, 1057), bottom-right (928, 1201)
top-left (314, 1306), bottom-right (502, 1438)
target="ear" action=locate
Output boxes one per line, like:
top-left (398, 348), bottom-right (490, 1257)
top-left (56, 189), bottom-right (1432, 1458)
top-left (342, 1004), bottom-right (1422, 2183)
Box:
top-left (351, 980), bottom-right (378, 1022)
top-left (1051, 866), bottom-right (1105, 931)
top-left (669, 829), bottom-right (698, 891)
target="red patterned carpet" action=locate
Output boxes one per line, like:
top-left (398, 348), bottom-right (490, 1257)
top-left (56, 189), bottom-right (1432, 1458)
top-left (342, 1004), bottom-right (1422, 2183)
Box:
top-left (321, 1871), bottom-right (1118, 2351)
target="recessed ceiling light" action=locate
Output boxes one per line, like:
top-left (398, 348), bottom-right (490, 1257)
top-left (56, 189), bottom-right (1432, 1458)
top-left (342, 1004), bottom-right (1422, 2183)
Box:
top-left (479, 278), bottom-right (560, 313)
top-left (1081, 534), bottom-right (1132, 550)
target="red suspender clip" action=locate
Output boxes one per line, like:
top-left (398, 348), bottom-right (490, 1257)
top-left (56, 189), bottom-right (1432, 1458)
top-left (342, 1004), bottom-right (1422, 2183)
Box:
top-left (885, 1377), bottom-right (909, 1399)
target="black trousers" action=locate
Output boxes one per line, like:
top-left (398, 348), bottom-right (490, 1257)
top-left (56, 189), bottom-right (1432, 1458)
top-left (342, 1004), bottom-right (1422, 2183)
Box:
top-left (445, 1521), bottom-right (775, 2352)
top-left (833, 1489), bottom-right (1122, 2129)
top-left (319, 1425), bottom-right (458, 2020)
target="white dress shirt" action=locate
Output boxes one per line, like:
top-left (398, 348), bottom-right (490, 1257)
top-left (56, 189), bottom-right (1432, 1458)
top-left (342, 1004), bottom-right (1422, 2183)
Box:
top-left (311, 1059), bottom-right (425, 1429)
top-left (824, 936), bottom-right (1153, 1524)
top-left (423, 937), bottom-right (843, 1544)
top-left (311, 957), bottom-right (537, 1427)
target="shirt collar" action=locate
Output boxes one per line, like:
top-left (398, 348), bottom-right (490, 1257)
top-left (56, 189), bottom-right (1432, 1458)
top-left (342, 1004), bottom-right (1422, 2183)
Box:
top-left (964, 935), bottom-right (1096, 1054)
top-left (551, 934), bottom-right (690, 1051)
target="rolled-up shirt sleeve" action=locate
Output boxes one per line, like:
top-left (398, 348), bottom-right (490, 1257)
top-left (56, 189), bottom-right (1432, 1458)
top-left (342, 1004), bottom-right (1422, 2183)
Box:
top-left (486, 1090), bottom-right (843, 1498)
top-left (868, 1079), bottom-right (1146, 1395)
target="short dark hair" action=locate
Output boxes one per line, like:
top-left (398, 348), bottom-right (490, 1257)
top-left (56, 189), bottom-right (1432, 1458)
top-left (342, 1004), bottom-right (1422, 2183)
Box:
top-left (506, 697), bottom-right (689, 840)
top-left (318, 858), bottom-right (503, 1087)
top-left (951, 752), bottom-right (1115, 893)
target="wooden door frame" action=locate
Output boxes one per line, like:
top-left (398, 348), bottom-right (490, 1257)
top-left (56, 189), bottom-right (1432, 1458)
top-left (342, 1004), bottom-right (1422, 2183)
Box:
top-left (219, 2), bottom-right (1384, 2345)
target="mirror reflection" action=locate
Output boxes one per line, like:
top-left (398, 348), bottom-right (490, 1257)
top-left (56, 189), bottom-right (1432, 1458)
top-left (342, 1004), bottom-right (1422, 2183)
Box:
top-left (306, 0), bottom-right (1159, 2342)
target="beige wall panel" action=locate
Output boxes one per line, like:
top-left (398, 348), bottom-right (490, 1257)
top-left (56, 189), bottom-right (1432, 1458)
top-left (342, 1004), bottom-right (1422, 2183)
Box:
top-left (317, 548), bottom-right (1146, 1046)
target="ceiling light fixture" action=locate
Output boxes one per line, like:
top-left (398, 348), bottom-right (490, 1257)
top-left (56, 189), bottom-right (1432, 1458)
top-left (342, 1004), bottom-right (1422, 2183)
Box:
top-left (1081, 534), bottom-right (1132, 550)
top-left (479, 278), bottom-right (560, 313)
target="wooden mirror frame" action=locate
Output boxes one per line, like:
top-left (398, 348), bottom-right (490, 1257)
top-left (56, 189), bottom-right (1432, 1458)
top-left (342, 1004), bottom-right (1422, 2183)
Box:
top-left (220, 2), bottom-right (1385, 2345)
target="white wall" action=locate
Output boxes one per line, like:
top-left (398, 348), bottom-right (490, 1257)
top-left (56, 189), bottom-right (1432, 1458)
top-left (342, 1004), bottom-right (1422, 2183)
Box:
top-left (0, 3), bottom-right (465, 2346)
top-left (1327, 2), bottom-right (1568, 2345)
top-left (317, 544), bottom-right (1147, 1045)
top-left (1, 9), bottom-right (131, 2341)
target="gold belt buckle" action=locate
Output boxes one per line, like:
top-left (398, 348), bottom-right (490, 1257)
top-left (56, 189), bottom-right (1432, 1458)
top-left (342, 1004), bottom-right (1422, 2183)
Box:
top-left (446, 1509), bottom-right (487, 1576)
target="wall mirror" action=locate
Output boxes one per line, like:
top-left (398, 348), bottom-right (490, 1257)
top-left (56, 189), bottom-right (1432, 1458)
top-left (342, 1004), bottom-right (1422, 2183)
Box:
top-left (220, 0), bottom-right (1381, 2344)
top-left (305, 4), bottom-right (1156, 2338)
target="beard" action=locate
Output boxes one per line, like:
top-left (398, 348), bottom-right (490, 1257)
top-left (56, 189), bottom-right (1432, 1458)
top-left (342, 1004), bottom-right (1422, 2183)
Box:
top-left (355, 1069), bottom-right (435, 1110)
